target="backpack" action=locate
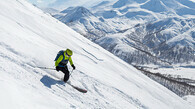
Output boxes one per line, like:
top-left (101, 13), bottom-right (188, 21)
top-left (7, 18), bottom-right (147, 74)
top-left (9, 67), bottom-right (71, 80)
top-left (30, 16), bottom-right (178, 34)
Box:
top-left (54, 50), bottom-right (65, 61)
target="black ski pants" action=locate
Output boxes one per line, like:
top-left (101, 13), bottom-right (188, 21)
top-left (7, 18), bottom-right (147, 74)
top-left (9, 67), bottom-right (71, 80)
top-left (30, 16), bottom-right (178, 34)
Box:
top-left (58, 66), bottom-right (70, 82)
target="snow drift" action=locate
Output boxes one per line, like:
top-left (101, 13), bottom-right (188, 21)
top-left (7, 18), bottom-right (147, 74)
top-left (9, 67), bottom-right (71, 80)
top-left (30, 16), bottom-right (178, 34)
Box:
top-left (0, 0), bottom-right (193, 109)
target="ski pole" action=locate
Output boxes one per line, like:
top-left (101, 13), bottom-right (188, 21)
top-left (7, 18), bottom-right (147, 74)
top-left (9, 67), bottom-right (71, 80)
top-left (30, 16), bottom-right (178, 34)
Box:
top-left (69, 69), bottom-right (74, 77)
top-left (36, 66), bottom-right (56, 70)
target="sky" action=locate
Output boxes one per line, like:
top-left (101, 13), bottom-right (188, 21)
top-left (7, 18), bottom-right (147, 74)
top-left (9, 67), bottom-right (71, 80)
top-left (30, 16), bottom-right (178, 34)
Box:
top-left (27, 0), bottom-right (115, 10)
top-left (27, 0), bottom-right (195, 10)
top-left (27, 0), bottom-right (195, 6)
top-left (27, 0), bottom-right (93, 9)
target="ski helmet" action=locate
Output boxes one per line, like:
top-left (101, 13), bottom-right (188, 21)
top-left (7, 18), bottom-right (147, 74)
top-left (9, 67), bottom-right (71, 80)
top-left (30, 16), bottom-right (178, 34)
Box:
top-left (66, 49), bottom-right (73, 56)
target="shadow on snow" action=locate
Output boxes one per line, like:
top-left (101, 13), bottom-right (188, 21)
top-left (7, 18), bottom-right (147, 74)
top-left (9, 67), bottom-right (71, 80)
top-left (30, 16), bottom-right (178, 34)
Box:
top-left (40, 75), bottom-right (64, 88)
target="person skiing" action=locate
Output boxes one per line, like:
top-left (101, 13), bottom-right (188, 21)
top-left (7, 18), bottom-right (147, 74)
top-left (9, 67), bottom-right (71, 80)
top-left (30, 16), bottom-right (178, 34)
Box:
top-left (55, 49), bottom-right (76, 82)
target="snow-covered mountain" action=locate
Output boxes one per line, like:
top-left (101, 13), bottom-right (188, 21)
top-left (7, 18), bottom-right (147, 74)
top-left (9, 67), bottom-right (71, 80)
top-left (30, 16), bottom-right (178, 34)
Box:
top-left (0, 0), bottom-right (194, 108)
top-left (94, 0), bottom-right (195, 18)
top-left (41, 7), bottom-right (60, 15)
top-left (53, 6), bottom-right (116, 39)
top-left (96, 17), bottom-right (195, 65)
top-left (51, 0), bottom-right (195, 65)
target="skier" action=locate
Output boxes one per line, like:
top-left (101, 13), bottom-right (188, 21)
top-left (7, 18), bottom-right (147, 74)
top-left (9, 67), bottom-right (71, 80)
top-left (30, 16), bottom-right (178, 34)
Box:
top-left (55, 49), bottom-right (76, 82)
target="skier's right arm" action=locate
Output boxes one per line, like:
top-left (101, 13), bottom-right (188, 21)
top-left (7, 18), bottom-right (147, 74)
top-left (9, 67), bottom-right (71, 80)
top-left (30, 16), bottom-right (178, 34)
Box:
top-left (55, 55), bottom-right (63, 66)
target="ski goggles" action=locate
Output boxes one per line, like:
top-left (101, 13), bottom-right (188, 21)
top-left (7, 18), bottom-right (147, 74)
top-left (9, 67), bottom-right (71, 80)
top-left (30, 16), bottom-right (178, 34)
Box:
top-left (65, 52), bottom-right (71, 57)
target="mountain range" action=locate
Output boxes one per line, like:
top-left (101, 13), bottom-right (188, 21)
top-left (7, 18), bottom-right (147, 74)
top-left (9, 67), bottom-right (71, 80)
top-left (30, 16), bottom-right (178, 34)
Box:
top-left (50, 0), bottom-right (195, 65)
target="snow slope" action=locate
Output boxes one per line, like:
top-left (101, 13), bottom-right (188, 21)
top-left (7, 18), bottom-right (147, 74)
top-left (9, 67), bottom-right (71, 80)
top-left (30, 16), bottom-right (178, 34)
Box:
top-left (0, 0), bottom-right (193, 109)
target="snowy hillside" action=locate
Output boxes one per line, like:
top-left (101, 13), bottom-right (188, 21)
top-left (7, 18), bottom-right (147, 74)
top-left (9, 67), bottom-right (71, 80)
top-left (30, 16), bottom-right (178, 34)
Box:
top-left (0, 0), bottom-right (194, 109)
top-left (53, 6), bottom-right (116, 40)
top-left (96, 17), bottom-right (195, 65)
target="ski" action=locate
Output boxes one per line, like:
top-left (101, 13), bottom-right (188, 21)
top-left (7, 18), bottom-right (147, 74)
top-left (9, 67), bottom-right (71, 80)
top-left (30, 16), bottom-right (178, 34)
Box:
top-left (41, 73), bottom-right (87, 93)
top-left (66, 82), bottom-right (87, 93)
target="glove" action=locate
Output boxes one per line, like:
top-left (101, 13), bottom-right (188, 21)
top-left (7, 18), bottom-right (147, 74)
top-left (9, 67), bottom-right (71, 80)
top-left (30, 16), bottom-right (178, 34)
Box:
top-left (56, 66), bottom-right (60, 71)
top-left (71, 64), bottom-right (76, 70)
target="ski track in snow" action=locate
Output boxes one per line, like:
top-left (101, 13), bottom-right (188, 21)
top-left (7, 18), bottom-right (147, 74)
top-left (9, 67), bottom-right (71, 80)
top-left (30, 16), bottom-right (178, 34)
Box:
top-left (26, 62), bottom-right (150, 109)
top-left (0, 43), bottom-right (34, 72)
top-left (70, 70), bottom-right (148, 109)
top-left (40, 69), bottom-right (148, 109)
top-left (0, 42), bottom-right (38, 74)
top-left (0, 43), bottom-right (131, 108)
top-left (82, 48), bottom-right (104, 61)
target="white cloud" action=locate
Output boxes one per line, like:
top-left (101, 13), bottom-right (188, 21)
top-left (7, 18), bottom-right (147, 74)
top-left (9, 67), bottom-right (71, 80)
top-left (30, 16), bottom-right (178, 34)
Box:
top-left (37, 0), bottom-right (43, 3)
top-left (189, 0), bottom-right (195, 3)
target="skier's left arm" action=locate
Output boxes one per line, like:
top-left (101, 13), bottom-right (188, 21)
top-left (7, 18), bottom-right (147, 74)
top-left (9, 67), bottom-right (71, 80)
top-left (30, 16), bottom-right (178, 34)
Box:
top-left (69, 57), bottom-right (75, 70)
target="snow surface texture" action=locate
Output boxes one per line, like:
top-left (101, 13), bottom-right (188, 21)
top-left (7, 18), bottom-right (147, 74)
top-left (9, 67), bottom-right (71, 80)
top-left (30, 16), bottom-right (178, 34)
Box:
top-left (0, 0), bottom-right (193, 109)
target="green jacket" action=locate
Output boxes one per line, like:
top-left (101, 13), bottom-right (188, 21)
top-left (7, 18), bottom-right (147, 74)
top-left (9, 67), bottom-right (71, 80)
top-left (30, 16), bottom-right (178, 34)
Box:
top-left (55, 51), bottom-right (73, 67)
